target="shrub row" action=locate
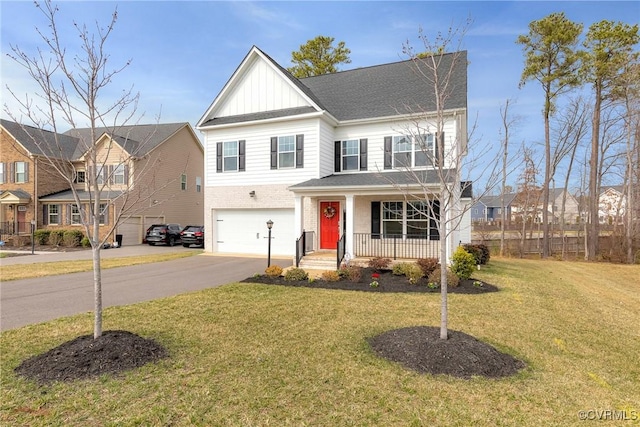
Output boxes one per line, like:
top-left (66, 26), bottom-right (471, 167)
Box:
top-left (33, 229), bottom-right (85, 247)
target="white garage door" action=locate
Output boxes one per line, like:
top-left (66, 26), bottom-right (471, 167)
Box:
top-left (118, 216), bottom-right (142, 246)
top-left (215, 209), bottom-right (294, 256)
top-left (144, 216), bottom-right (165, 234)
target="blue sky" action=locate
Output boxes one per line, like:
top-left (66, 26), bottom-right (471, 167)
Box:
top-left (1, 1), bottom-right (638, 187)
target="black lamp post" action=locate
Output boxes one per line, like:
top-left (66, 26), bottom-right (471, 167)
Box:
top-left (30, 219), bottom-right (36, 255)
top-left (266, 219), bottom-right (273, 267)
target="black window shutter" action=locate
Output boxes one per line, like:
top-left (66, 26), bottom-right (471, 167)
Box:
top-left (216, 142), bottom-right (222, 173)
top-left (25, 162), bottom-right (29, 182)
top-left (9, 162), bottom-right (14, 183)
top-left (108, 165), bottom-right (114, 185)
top-left (124, 165), bottom-right (129, 183)
top-left (42, 204), bottom-right (48, 225)
top-left (359, 138), bottom-right (368, 171)
top-left (295, 134), bottom-right (304, 168)
top-left (383, 137), bottom-right (392, 169)
top-left (270, 137), bottom-right (278, 169)
top-left (371, 201), bottom-right (381, 239)
top-left (66, 204), bottom-right (71, 225)
top-left (429, 200), bottom-right (440, 240)
top-left (103, 204), bottom-right (109, 225)
top-left (334, 141), bottom-right (341, 172)
top-left (238, 140), bottom-right (246, 172)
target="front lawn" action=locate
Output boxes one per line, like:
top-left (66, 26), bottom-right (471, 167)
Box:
top-left (1, 258), bottom-right (638, 426)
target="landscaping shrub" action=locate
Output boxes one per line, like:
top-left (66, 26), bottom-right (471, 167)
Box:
top-left (265, 265), bottom-right (283, 277)
top-left (34, 229), bottom-right (50, 245)
top-left (451, 246), bottom-right (476, 280)
top-left (416, 257), bottom-right (439, 276)
top-left (48, 229), bottom-right (65, 246)
top-left (321, 270), bottom-right (341, 282)
top-left (463, 243), bottom-right (490, 265)
top-left (368, 257), bottom-right (392, 271)
top-left (427, 266), bottom-right (460, 288)
top-left (284, 267), bottom-right (308, 281)
top-left (403, 263), bottom-right (424, 285)
top-left (339, 265), bottom-right (362, 282)
top-left (81, 236), bottom-right (91, 247)
top-left (392, 262), bottom-right (412, 276)
top-left (63, 230), bottom-right (84, 247)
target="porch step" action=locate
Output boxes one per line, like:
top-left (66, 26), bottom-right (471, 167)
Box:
top-left (298, 252), bottom-right (338, 270)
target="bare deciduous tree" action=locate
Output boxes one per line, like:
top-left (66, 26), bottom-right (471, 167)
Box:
top-left (4, 1), bottom-right (168, 338)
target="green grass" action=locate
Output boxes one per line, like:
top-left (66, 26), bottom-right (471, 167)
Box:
top-left (1, 258), bottom-right (639, 426)
top-left (0, 251), bottom-right (201, 281)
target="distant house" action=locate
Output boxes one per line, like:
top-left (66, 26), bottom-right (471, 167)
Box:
top-left (599, 185), bottom-right (626, 224)
top-left (197, 46), bottom-right (471, 265)
top-left (470, 194), bottom-right (516, 223)
top-left (508, 188), bottom-right (580, 224)
top-left (0, 119), bottom-right (203, 246)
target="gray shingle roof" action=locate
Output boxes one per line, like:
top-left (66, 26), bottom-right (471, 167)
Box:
top-left (300, 51), bottom-right (467, 121)
top-left (39, 189), bottom-right (124, 201)
top-left (200, 47), bottom-right (467, 127)
top-left (1, 118), bottom-right (79, 160)
top-left (202, 107), bottom-right (317, 127)
top-left (289, 170), bottom-right (457, 189)
top-left (64, 123), bottom-right (188, 158)
top-left (1, 189), bottom-right (33, 200)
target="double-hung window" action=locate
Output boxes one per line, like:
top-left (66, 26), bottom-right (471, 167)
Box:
top-left (385, 133), bottom-right (440, 169)
top-left (113, 165), bottom-right (126, 185)
top-left (216, 140), bottom-right (245, 173)
top-left (181, 174), bottom-right (187, 190)
top-left (379, 200), bottom-right (439, 240)
top-left (99, 203), bottom-right (107, 224)
top-left (271, 134), bottom-right (303, 169)
top-left (70, 204), bottom-right (82, 225)
top-left (74, 170), bottom-right (86, 184)
top-left (341, 139), bottom-right (359, 171)
top-left (47, 204), bottom-right (60, 225)
top-left (0, 163), bottom-right (5, 184)
top-left (15, 161), bottom-right (28, 183)
top-left (196, 177), bottom-right (202, 193)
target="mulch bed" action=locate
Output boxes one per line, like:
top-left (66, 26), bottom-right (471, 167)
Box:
top-left (14, 330), bottom-right (168, 385)
top-left (369, 326), bottom-right (526, 379)
top-left (241, 267), bottom-right (499, 294)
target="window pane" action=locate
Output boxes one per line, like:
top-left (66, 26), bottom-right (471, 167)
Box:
top-left (342, 140), bottom-right (358, 170)
top-left (393, 152), bottom-right (411, 167)
top-left (223, 141), bottom-right (238, 156)
top-left (279, 152), bottom-right (294, 168)
top-left (278, 135), bottom-right (295, 152)
top-left (383, 202), bottom-right (403, 220)
top-left (343, 156), bottom-right (358, 170)
top-left (224, 157), bottom-right (238, 171)
top-left (407, 220), bottom-right (428, 238)
top-left (383, 221), bottom-right (402, 236)
top-left (15, 162), bottom-right (26, 183)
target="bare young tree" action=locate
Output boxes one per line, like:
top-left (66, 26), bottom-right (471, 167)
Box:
top-left (388, 20), bottom-right (504, 340)
top-left (4, 1), bottom-right (166, 338)
top-left (498, 99), bottom-right (522, 256)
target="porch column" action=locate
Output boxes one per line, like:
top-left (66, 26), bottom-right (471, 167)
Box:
top-left (293, 195), bottom-right (304, 240)
top-left (345, 194), bottom-right (354, 259)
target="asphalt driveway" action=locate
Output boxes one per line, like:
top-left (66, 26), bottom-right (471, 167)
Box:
top-left (0, 247), bottom-right (291, 331)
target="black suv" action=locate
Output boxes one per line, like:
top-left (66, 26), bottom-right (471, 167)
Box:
top-left (180, 225), bottom-right (204, 248)
top-left (145, 224), bottom-right (182, 246)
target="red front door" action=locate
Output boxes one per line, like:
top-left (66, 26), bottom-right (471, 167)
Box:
top-left (320, 201), bottom-right (340, 249)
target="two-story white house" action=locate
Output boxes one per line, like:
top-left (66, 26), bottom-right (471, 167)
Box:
top-left (197, 46), bottom-right (470, 266)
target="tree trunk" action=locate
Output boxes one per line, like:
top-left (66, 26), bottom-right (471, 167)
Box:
top-left (439, 185), bottom-right (448, 340)
top-left (92, 245), bottom-right (103, 339)
top-left (588, 82), bottom-right (602, 261)
top-left (542, 103), bottom-right (551, 258)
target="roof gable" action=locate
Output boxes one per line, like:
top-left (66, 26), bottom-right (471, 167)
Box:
top-left (1, 118), bottom-right (79, 160)
top-left (198, 46), bottom-right (323, 128)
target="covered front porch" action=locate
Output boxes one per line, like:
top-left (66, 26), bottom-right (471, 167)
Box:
top-left (289, 171), bottom-right (458, 270)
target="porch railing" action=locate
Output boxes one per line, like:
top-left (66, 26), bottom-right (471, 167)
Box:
top-left (337, 233), bottom-right (346, 269)
top-left (1, 221), bottom-right (29, 235)
top-left (353, 233), bottom-right (439, 260)
top-left (295, 230), bottom-right (306, 267)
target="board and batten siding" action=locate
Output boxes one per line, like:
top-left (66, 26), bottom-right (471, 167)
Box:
top-left (204, 118), bottom-right (320, 188)
top-left (216, 56), bottom-right (311, 118)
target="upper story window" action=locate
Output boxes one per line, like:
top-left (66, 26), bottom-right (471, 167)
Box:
top-left (384, 133), bottom-right (441, 169)
top-left (196, 176), bottom-right (201, 193)
top-left (334, 138), bottom-right (367, 173)
top-left (181, 174), bottom-right (187, 190)
top-left (113, 165), bottom-right (126, 185)
top-left (0, 163), bottom-right (5, 184)
top-left (14, 161), bottom-right (28, 183)
top-left (216, 140), bottom-right (245, 173)
top-left (74, 170), bottom-right (86, 184)
top-left (271, 134), bottom-right (303, 170)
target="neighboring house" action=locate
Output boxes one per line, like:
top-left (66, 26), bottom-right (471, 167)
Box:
top-left (0, 119), bottom-right (203, 246)
top-left (599, 185), bottom-right (626, 224)
top-left (509, 188), bottom-right (580, 224)
top-left (470, 194), bottom-right (516, 223)
top-left (197, 46), bottom-right (470, 264)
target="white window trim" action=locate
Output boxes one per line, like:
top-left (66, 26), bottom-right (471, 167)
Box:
top-left (277, 135), bottom-right (295, 169)
top-left (48, 204), bottom-right (60, 225)
top-left (114, 165), bottom-right (126, 185)
top-left (223, 141), bottom-right (239, 172)
top-left (181, 174), bottom-right (187, 191)
top-left (381, 200), bottom-right (433, 240)
top-left (341, 139), bottom-right (359, 171)
top-left (15, 161), bottom-right (27, 183)
top-left (392, 134), bottom-right (435, 168)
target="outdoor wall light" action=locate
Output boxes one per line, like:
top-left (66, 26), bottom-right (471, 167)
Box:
top-left (249, 191), bottom-right (256, 197)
